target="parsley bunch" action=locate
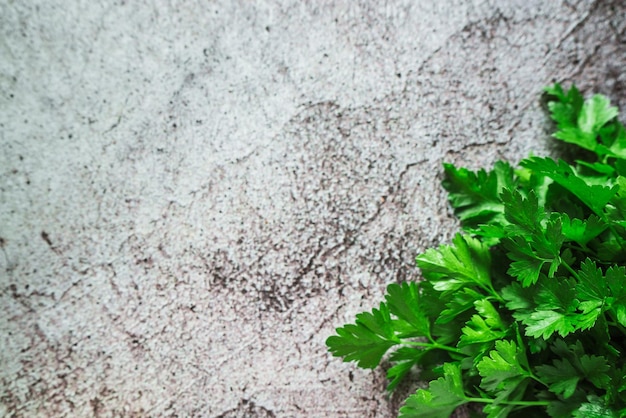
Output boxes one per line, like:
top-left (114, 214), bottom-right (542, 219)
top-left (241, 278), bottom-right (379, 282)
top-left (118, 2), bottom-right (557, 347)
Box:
top-left (326, 84), bottom-right (626, 417)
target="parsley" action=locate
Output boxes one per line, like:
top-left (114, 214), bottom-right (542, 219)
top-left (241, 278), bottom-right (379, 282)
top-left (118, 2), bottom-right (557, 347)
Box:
top-left (326, 84), bottom-right (626, 417)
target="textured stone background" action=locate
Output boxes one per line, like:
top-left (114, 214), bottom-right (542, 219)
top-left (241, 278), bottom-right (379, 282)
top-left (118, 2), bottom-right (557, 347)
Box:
top-left (1, 0), bottom-right (625, 416)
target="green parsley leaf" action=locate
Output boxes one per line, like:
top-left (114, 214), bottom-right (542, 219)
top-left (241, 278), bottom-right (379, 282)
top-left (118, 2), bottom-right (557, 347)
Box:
top-left (458, 300), bottom-right (508, 347)
top-left (443, 161), bottom-right (514, 228)
top-left (416, 234), bottom-right (495, 296)
top-left (477, 340), bottom-right (530, 393)
top-left (536, 358), bottom-right (581, 399)
top-left (326, 303), bottom-right (397, 368)
top-left (544, 83), bottom-right (583, 122)
top-left (521, 157), bottom-right (618, 217)
top-left (399, 363), bottom-right (468, 418)
top-left (502, 281), bottom-right (537, 320)
top-left (387, 347), bottom-right (425, 392)
top-left (576, 260), bottom-right (626, 327)
top-left (437, 287), bottom-right (484, 325)
top-left (578, 94), bottom-right (619, 137)
top-left (522, 279), bottom-right (600, 339)
top-left (608, 123), bottom-right (626, 159)
top-left (386, 282), bottom-right (430, 338)
top-left (573, 396), bottom-right (618, 418)
top-left (501, 188), bottom-right (544, 235)
top-left (556, 213), bottom-right (608, 246)
top-left (505, 238), bottom-right (555, 287)
top-left (546, 83), bottom-right (620, 157)
top-left (536, 340), bottom-right (611, 399)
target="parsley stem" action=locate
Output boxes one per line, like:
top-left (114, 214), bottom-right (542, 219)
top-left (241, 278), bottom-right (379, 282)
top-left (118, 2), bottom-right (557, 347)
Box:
top-left (486, 285), bottom-right (505, 303)
top-left (529, 373), bottom-right (549, 388)
top-left (564, 241), bottom-right (593, 255)
top-left (476, 282), bottom-right (504, 303)
top-left (561, 260), bottom-right (581, 281)
top-left (464, 397), bottom-right (550, 407)
top-left (402, 341), bottom-right (464, 355)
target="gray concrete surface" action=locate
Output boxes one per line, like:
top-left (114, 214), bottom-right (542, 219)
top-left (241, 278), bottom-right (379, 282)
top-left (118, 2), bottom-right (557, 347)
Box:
top-left (1, 0), bottom-right (625, 416)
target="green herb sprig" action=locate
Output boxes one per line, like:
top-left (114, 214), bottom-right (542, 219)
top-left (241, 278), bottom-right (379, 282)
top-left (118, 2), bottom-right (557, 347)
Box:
top-left (326, 84), bottom-right (626, 417)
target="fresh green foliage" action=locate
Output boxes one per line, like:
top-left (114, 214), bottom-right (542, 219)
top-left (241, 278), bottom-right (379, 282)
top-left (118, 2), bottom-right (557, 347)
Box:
top-left (326, 84), bottom-right (626, 417)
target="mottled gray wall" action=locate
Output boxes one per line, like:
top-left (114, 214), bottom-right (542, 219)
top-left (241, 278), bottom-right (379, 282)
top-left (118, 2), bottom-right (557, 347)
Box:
top-left (1, 0), bottom-right (625, 416)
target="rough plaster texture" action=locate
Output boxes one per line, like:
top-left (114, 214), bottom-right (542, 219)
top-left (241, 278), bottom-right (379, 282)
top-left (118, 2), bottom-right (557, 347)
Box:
top-left (1, 0), bottom-right (625, 416)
